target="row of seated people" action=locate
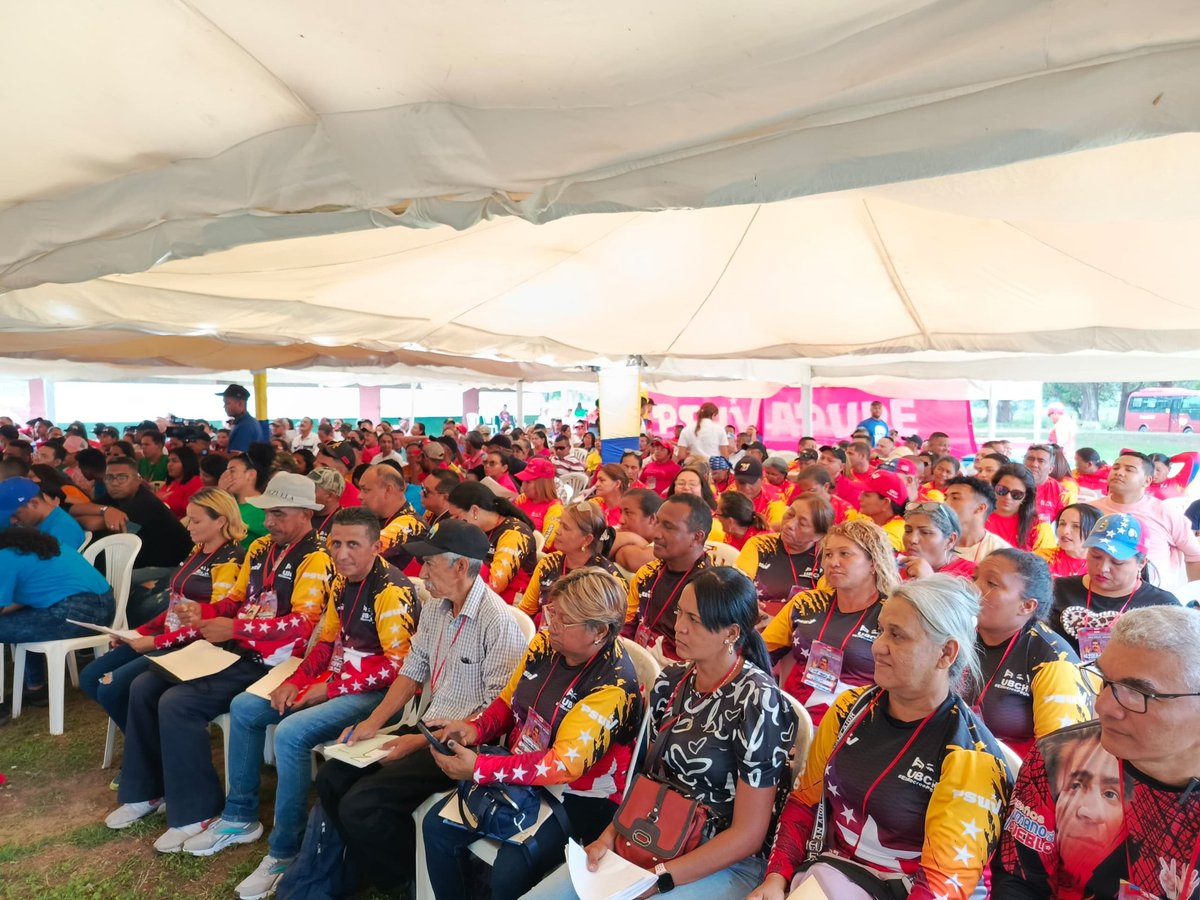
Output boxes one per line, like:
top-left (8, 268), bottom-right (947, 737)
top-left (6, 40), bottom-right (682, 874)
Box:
top-left (5, 456), bottom-right (1195, 899)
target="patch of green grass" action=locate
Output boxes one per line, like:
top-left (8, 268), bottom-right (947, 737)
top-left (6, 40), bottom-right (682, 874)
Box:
top-left (0, 835), bottom-right (50, 863)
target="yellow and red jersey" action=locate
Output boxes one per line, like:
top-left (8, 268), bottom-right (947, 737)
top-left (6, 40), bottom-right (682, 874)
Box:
top-left (735, 533), bottom-right (822, 605)
top-left (518, 552), bottom-right (620, 619)
top-left (136, 541), bottom-right (245, 636)
top-left (378, 502), bottom-right (427, 570)
top-left (483, 516), bottom-right (537, 602)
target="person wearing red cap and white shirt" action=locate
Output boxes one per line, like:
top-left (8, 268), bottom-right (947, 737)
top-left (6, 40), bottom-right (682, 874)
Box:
top-left (513, 456), bottom-right (564, 544)
top-left (1046, 400), bottom-right (1078, 459)
top-left (848, 468), bottom-right (907, 551)
top-left (640, 438), bottom-right (682, 498)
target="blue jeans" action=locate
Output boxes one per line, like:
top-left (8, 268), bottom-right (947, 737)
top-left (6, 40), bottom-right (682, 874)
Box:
top-left (80, 643), bottom-right (154, 732)
top-left (221, 690), bottom-right (384, 860)
top-left (0, 590), bottom-right (115, 690)
top-left (520, 853), bottom-right (767, 900)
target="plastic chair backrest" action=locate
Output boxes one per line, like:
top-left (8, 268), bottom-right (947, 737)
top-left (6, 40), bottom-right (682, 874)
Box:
top-left (82, 533), bottom-right (143, 629)
top-left (570, 448), bottom-right (588, 462)
top-left (618, 637), bottom-right (662, 704)
top-left (78, 531), bottom-right (93, 552)
top-left (779, 689), bottom-right (815, 781)
top-left (561, 472), bottom-right (588, 501)
top-left (704, 540), bottom-right (739, 567)
top-left (533, 530), bottom-right (546, 554)
top-left (508, 606), bottom-right (537, 644)
top-left (998, 740), bottom-right (1023, 779)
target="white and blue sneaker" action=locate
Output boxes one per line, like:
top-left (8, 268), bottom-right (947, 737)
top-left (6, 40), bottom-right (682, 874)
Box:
top-left (181, 817), bottom-right (264, 856)
top-left (234, 854), bottom-right (293, 899)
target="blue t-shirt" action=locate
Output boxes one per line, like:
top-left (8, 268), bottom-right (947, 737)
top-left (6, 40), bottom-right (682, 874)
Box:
top-left (39, 506), bottom-right (85, 552)
top-left (856, 416), bottom-right (890, 446)
top-left (0, 546), bottom-right (111, 608)
top-left (405, 483), bottom-right (426, 517)
top-left (227, 412), bottom-right (265, 453)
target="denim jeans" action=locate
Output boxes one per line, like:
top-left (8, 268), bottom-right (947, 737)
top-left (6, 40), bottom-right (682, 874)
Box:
top-left (221, 690), bottom-right (384, 860)
top-left (79, 642), bottom-right (154, 731)
top-left (0, 590), bottom-right (115, 690)
top-left (520, 853), bottom-right (767, 900)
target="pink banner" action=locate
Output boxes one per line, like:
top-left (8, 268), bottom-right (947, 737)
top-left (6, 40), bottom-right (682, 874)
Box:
top-left (648, 387), bottom-right (977, 456)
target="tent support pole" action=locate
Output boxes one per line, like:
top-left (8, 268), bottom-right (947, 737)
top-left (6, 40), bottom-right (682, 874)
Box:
top-left (516, 380), bottom-right (525, 427)
top-left (252, 371), bottom-right (268, 421)
top-left (801, 368), bottom-right (813, 438)
top-left (1033, 385), bottom-right (1043, 443)
top-left (988, 383), bottom-right (997, 440)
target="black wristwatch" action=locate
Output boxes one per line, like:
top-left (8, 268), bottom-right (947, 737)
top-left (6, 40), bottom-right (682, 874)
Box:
top-left (654, 863), bottom-right (675, 893)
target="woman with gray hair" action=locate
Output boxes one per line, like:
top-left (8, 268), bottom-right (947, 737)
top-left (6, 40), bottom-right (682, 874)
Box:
top-left (752, 574), bottom-right (1013, 900)
top-left (307, 466), bottom-right (345, 542)
top-left (900, 500), bottom-right (978, 580)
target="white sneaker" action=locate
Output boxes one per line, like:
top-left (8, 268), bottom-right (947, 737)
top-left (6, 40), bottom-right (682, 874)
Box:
top-left (182, 817), bottom-right (263, 856)
top-left (153, 819), bottom-right (212, 853)
top-left (234, 853), bottom-right (293, 899)
top-left (104, 799), bottom-right (164, 829)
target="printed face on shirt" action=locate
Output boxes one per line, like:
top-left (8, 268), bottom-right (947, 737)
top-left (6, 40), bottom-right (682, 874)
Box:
top-left (1094, 639), bottom-right (1200, 777)
top-left (327, 523), bottom-right (381, 581)
top-left (1051, 734), bottom-right (1125, 879)
top-left (820, 533), bottom-right (875, 593)
top-left (973, 554), bottom-right (1036, 635)
top-left (1085, 546), bottom-right (1140, 595)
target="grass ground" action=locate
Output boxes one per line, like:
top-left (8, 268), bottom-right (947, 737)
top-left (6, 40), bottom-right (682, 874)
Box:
top-left (0, 687), bottom-right (269, 900)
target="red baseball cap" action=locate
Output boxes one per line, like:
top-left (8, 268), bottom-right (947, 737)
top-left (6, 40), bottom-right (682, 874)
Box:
top-left (650, 437), bottom-right (675, 452)
top-left (891, 457), bottom-right (918, 478)
top-left (516, 457), bottom-right (556, 482)
top-left (864, 469), bottom-right (906, 506)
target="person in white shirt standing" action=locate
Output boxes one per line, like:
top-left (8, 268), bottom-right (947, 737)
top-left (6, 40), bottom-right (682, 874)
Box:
top-left (676, 402), bottom-right (729, 462)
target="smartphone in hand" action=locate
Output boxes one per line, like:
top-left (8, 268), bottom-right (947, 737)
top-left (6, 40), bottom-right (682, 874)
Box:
top-left (418, 721), bottom-right (454, 756)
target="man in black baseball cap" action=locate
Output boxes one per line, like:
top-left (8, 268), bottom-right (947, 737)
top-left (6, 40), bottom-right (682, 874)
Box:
top-left (401, 518), bottom-right (491, 564)
top-left (216, 383), bottom-right (260, 454)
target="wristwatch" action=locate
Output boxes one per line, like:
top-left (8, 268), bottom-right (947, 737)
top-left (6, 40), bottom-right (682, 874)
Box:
top-left (654, 863), bottom-right (675, 893)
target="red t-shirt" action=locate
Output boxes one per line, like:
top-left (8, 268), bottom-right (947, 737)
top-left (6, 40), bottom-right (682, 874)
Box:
top-left (834, 474), bottom-right (864, 510)
top-left (1035, 479), bottom-right (1064, 523)
top-left (641, 460), bottom-right (682, 497)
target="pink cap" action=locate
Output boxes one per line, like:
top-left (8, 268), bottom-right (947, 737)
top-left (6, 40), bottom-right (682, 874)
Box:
top-left (516, 457), bottom-right (556, 482)
top-left (864, 469), bottom-right (906, 506)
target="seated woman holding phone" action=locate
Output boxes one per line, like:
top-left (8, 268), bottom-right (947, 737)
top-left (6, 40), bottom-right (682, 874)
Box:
top-left (526, 567), bottom-right (797, 900)
top-left (421, 567), bottom-right (642, 900)
top-left (79, 488), bottom-right (246, 735)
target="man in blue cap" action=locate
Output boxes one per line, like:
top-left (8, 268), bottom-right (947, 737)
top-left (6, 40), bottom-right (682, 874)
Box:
top-left (0, 477), bottom-right (85, 550)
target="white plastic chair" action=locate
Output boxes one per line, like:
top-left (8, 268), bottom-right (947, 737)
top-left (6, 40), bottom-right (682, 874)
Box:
top-left (78, 531), bottom-right (93, 552)
top-left (704, 540), bottom-right (740, 567)
top-left (508, 606), bottom-right (537, 645)
top-left (780, 690), bottom-right (815, 784)
top-left (533, 529), bottom-right (546, 557)
top-left (206, 713), bottom-right (278, 791)
top-left (560, 472), bottom-right (588, 503)
top-left (997, 740), bottom-right (1023, 779)
top-left (12, 534), bottom-right (141, 735)
top-left (570, 448), bottom-right (588, 462)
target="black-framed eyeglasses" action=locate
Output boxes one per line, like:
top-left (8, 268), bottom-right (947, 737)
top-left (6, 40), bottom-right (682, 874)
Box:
top-left (994, 485), bottom-right (1026, 501)
top-left (1080, 663), bottom-right (1200, 714)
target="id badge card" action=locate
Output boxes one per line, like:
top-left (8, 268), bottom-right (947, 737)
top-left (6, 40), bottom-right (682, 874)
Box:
top-left (635, 623), bottom-right (655, 648)
top-left (164, 592), bottom-right (186, 631)
top-left (1078, 626), bottom-right (1112, 664)
top-left (258, 590), bottom-right (279, 618)
top-left (801, 640), bottom-right (843, 694)
top-left (514, 708), bottom-right (553, 754)
top-left (330, 638), bottom-right (345, 675)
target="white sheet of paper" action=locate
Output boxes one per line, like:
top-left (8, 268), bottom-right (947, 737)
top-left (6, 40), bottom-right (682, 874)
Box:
top-left (567, 839), bottom-right (656, 900)
top-left (66, 618), bottom-right (140, 641)
top-left (149, 639), bottom-right (241, 681)
top-left (318, 727), bottom-right (404, 768)
top-left (244, 657), bottom-right (303, 699)
top-left (788, 875), bottom-right (832, 899)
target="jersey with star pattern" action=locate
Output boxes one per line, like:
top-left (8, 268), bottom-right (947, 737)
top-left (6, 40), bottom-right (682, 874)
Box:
top-left (484, 516), bottom-right (538, 602)
top-left (135, 541), bottom-right (244, 636)
top-left (286, 556), bottom-right (416, 697)
top-left (769, 685), bottom-right (1013, 899)
top-left (735, 533), bottom-right (823, 604)
top-left (470, 631), bottom-right (641, 802)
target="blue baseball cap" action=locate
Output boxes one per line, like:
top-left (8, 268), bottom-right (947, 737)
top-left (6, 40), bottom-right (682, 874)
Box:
top-left (1083, 514), bottom-right (1146, 561)
top-left (0, 477), bottom-right (40, 524)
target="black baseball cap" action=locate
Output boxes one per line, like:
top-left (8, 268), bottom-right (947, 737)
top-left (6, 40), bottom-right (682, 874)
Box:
top-left (734, 458), bottom-right (763, 480)
top-left (216, 383), bottom-right (251, 401)
top-left (402, 520), bottom-right (491, 562)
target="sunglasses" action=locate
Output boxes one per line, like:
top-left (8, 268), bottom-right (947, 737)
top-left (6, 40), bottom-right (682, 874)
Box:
top-left (994, 485), bottom-right (1026, 501)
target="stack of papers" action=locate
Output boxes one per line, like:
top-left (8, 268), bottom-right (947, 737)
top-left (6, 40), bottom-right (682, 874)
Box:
top-left (149, 640), bottom-right (241, 681)
top-left (320, 732), bottom-right (398, 768)
top-left (567, 840), bottom-right (656, 900)
top-left (245, 658), bottom-right (303, 699)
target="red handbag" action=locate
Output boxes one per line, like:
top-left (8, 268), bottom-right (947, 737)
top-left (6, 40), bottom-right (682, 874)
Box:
top-left (612, 774), bottom-right (708, 868)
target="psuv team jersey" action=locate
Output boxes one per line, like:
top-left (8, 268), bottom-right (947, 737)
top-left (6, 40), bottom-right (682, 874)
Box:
top-left (735, 533), bottom-right (822, 607)
top-left (483, 516), bottom-right (537, 602)
top-left (963, 620), bottom-right (1091, 760)
top-left (136, 540), bottom-right (245, 636)
top-left (769, 686), bottom-right (1013, 899)
top-left (518, 552), bottom-right (619, 619)
top-left (378, 502), bottom-right (427, 571)
top-left (1036, 479), bottom-right (1065, 524)
top-left (622, 556), bottom-right (712, 661)
top-left (470, 632), bottom-right (641, 802)
top-left (993, 720), bottom-right (1200, 900)
top-left (156, 531), bottom-right (334, 666)
top-left (1049, 576), bottom-right (1178, 656)
top-left (761, 587), bottom-right (883, 725)
top-left (287, 556), bottom-right (417, 698)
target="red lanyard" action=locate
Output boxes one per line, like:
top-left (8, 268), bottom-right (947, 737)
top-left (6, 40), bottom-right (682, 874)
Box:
top-left (530, 650), bottom-right (600, 733)
top-left (262, 540), bottom-right (301, 592)
top-left (644, 557), bottom-right (705, 632)
top-left (430, 615), bottom-right (470, 692)
top-left (1117, 761), bottom-right (1200, 895)
top-left (316, 509), bottom-right (338, 534)
top-left (658, 656), bottom-right (744, 734)
top-left (974, 629), bottom-right (1022, 708)
top-left (829, 694), bottom-right (941, 859)
top-left (814, 595), bottom-right (877, 653)
top-left (786, 541), bottom-right (820, 591)
top-left (1085, 578), bottom-right (1142, 627)
top-left (169, 542), bottom-right (228, 599)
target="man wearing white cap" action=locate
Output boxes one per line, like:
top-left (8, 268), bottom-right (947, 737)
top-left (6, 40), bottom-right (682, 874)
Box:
top-left (104, 473), bottom-right (335, 854)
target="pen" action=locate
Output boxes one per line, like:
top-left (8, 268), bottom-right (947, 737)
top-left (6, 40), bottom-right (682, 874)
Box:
top-left (342, 726), bottom-right (356, 745)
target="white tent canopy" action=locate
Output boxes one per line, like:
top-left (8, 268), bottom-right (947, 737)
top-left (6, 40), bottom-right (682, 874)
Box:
top-left (2, 1), bottom-right (1198, 383)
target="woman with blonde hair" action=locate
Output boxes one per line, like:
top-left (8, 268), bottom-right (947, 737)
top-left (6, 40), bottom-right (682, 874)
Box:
top-left (80, 487), bottom-right (247, 737)
top-left (520, 502), bottom-right (620, 619)
top-left (761, 518), bottom-right (899, 725)
top-left (676, 401), bottom-right (729, 462)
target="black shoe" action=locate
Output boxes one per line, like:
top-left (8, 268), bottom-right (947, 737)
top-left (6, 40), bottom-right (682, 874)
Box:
top-left (22, 686), bottom-right (49, 709)
top-left (0, 701), bottom-right (11, 727)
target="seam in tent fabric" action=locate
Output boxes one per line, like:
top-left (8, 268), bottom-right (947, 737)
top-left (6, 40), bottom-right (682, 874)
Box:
top-left (861, 198), bottom-right (930, 346)
top-left (998, 221), bottom-right (1200, 314)
top-left (664, 204), bottom-right (761, 355)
